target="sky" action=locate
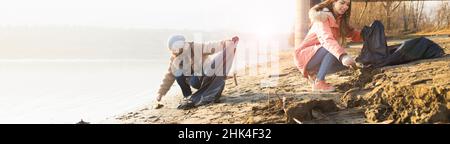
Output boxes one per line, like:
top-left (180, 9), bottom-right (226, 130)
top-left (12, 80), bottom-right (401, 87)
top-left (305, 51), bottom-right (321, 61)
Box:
top-left (0, 0), bottom-right (296, 33)
top-left (0, 0), bottom-right (443, 33)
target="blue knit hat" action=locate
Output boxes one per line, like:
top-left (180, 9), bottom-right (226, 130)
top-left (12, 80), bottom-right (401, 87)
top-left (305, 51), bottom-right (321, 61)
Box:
top-left (167, 35), bottom-right (186, 50)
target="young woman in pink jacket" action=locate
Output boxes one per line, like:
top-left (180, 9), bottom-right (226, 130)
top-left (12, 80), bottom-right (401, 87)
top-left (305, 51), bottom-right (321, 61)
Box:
top-left (294, 0), bottom-right (362, 92)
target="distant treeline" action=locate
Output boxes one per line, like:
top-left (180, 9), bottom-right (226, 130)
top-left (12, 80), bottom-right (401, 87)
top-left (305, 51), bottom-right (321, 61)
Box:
top-left (351, 1), bottom-right (450, 35)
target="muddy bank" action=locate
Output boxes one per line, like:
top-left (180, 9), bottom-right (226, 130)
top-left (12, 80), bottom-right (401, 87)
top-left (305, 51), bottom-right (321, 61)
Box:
top-left (247, 97), bottom-right (340, 124)
top-left (338, 56), bottom-right (450, 124)
top-left (336, 37), bottom-right (450, 124)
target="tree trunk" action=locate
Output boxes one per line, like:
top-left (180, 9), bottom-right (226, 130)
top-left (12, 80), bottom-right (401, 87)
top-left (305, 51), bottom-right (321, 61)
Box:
top-left (387, 10), bottom-right (391, 30)
top-left (295, 0), bottom-right (310, 48)
top-left (447, 5), bottom-right (450, 28)
top-left (383, 2), bottom-right (391, 30)
top-left (410, 2), bottom-right (417, 31)
top-left (417, 1), bottom-right (424, 30)
top-left (383, 1), bottom-right (402, 31)
top-left (357, 0), bottom-right (369, 25)
top-left (402, 2), bottom-right (408, 32)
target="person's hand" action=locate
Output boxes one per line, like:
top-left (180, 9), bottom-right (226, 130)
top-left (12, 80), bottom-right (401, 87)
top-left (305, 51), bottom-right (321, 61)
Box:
top-left (341, 55), bottom-right (356, 68)
top-left (156, 94), bottom-right (163, 102)
top-left (153, 101), bottom-right (164, 109)
top-left (153, 94), bottom-right (164, 109)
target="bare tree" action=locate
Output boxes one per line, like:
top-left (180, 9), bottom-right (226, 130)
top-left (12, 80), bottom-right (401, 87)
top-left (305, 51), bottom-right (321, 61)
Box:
top-left (435, 1), bottom-right (448, 29)
top-left (357, 0), bottom-right (369, 25)
top-left (402, 2), bottom-right (408, 32)
top-left (444, 1), bottom-right (449, 28)
top-left (382, 1), bottom-right (402, 30)
top-left (351, 1), bottom-right (384, 28)
top-left (408, 1), bottom-right (424, 31)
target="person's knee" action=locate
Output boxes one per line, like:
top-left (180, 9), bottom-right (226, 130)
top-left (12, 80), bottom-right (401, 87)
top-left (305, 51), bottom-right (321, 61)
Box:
top-left (325, 53), bottom-right (338, 63)
top-left (189, 77), bottom-right (202, 89)
top-left (326, 53), bottom-right (346, 74)
top-left (307, 48), bottom-right (329, 70)
top-left (317, 47), bottom-right (328, 54)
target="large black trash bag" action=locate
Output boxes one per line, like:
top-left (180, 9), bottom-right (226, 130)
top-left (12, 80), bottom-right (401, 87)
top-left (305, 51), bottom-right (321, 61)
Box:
top-left (356, 20), bottom-right (445, 68)
top-left (356, 20), bottom-right (389, 67)
top-left (375, 37), bottom-right (445, 67)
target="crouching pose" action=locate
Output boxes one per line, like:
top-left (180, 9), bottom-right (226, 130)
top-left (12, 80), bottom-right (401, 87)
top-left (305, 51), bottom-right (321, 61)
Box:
top-left (294, 0), bottom-right (362, 92)
top-left (155, 35), bottom-right (239, 110)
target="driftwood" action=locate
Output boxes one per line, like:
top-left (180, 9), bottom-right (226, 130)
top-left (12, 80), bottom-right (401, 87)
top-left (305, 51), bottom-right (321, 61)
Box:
top-left (233, 73), bottom-right (238, 86)
top-left (268, 73), bottom-right (289, 78)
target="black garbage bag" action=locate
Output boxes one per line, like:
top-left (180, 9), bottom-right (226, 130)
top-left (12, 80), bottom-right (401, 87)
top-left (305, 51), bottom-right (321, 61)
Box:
top-left (356, 20), bottom-right (445, 68)
top-left (356, 20), bottom-right (390, 66)
top-left (375, 37), bottom-right (445, 67)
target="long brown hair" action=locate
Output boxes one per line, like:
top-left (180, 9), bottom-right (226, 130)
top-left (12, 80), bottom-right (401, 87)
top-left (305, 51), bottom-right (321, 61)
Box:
top-left (314, 0), bottom-right (353, 45)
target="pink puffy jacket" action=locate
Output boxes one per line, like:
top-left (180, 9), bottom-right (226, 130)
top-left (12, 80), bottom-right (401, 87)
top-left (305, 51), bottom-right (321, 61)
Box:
top-left (294, 7), bottom-right (362, 78)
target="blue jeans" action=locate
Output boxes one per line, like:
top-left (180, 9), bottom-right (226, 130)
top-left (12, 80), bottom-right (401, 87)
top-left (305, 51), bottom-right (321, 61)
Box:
top-left (175, 75), bottom-right (202, 97)
top-left (306, 48), bottom-right (345, 81)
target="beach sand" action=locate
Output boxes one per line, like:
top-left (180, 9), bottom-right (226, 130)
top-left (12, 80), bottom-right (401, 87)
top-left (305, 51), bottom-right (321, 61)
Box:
top-left (112, 36), bottom-right (450, 124)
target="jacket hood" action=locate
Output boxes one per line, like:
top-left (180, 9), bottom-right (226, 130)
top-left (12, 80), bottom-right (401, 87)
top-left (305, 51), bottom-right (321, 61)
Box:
top-left (309, 6), bottom-right (335, 22)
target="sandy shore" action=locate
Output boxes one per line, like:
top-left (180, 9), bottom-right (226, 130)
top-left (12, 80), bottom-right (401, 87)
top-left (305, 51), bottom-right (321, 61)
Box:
top-left (111, 36), bottom-right (450, 124)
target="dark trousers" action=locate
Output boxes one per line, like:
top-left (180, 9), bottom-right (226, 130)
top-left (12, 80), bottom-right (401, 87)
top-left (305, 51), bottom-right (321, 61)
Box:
top-left (175, 75), bottom-right (202, 97)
